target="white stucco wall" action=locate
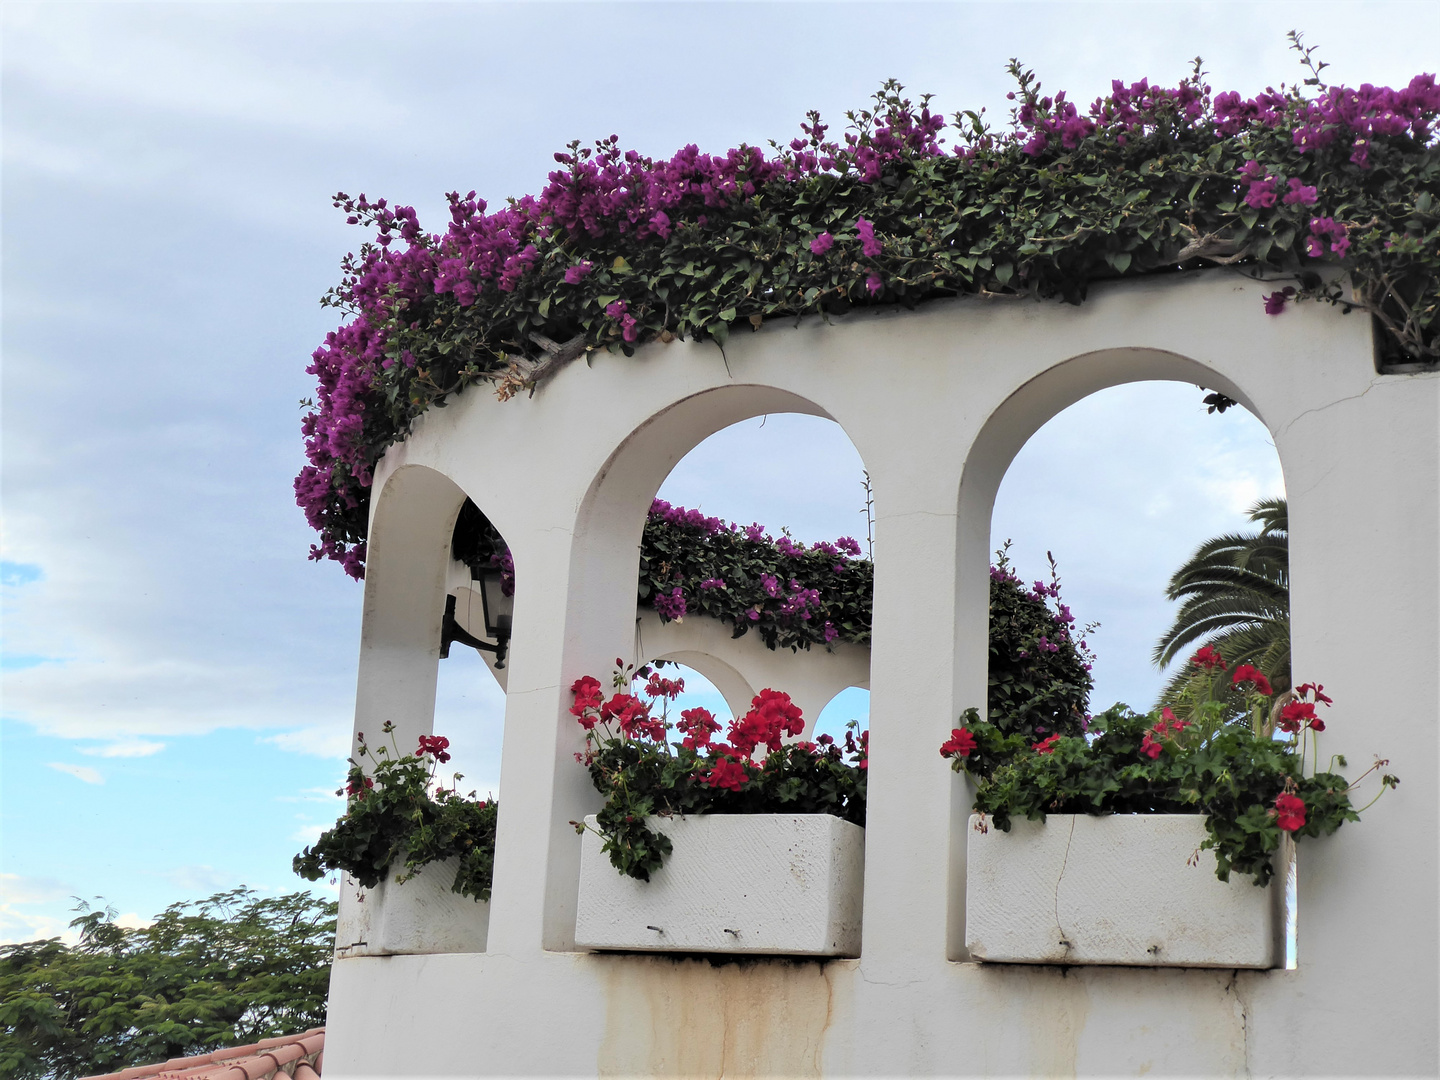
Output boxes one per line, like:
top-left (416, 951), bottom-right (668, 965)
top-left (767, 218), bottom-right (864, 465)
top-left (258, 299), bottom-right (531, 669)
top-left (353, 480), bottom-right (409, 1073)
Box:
top-left (327, 269), bottom-right (1438, 1077)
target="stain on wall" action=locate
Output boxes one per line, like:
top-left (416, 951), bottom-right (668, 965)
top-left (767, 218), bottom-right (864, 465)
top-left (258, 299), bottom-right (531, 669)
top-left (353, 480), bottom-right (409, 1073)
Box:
top-left (596, 955), bottom-right (839, 1078)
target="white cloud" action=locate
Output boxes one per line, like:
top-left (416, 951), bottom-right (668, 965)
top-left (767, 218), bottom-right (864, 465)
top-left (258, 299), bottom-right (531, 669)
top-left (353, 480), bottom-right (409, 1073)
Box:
top-left (0, 873), bottom-right (71, 905)
top-left (158, 865), bottom-right (233, 894)
top-left (0, 904), bottom-right (78, 946)
top-left (263, 726), bottom-right (351, 760)
top-left (112, 912), bottom-right (153, 931)
top-left (78, 739), bottom-right (166, 758)
top-left (291, 823), bottom-right (328, 847)
top-left (47, 762), bottom-right (103, 785)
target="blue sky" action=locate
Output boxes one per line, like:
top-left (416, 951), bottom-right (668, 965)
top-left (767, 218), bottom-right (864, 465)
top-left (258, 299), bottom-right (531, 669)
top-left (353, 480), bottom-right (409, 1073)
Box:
top-left (3, 1), bottom-right (1436, 943)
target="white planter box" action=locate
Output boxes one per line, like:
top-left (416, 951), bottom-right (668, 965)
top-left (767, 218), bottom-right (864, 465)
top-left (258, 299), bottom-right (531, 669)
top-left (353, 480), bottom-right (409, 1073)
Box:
top-left (334, 858), bottom-right (489, 957)
top-left (966, 813), bottom-right (1288, 968)
top-left (575, 813), bottom-right (865, 957)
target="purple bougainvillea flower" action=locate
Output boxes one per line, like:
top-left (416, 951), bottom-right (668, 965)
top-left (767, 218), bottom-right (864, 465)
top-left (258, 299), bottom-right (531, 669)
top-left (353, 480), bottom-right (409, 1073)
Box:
top-left (856, 217), bottom-right (882, 257)
top-left (866, 273), bottom-right (882, 295)
top-left (810, 232), bottom-right (834, 255)
top-left (1282, 178), bottom-right (1318, 206)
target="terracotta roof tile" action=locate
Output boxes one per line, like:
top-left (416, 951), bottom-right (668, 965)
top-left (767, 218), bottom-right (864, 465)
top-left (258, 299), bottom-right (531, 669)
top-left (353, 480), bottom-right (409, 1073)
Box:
top-left (78, 1029), bottom-right (324, 1080)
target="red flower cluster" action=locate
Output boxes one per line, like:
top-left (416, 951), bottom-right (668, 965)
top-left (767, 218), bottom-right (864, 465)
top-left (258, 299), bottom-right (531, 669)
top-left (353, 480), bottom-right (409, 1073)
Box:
top-left (644, 673), bottom-right (685, 700)
top-left (1231, 664), bottom-right (1274, 696)
top-left (601, 693), bottom-right (667, 742)
top-left (569, 675), bottom-right (604, 727)
top-left (939, 727), bottom-right (977, 758)
top-left (1191, 645), bottom-right (1227, 671)
top-left (726, 689), bottom-right (805, 755)
top-left (1275, 792), bottom-right (1307, 832)
top-left (676, 706), bottom-right (721, 749)
top-left (417, 735), bottom-right (452, 763)
top-left (1279, 681), bottom-right (1333, 733)
top-left (703, 756), bottom-right (751, 791)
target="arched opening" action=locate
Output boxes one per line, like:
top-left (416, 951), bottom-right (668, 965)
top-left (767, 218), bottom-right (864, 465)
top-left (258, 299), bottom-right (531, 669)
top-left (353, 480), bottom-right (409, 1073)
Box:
top-left (991, 381), bottom-right (1284, 717)
top-left (814, 686), bottom-right (870, 745)
top-left (542, 389), bottom-right (874, 951)
top-left (633, 411), bottom-right (873, 738)
top-left (951, 351), bottom-right (1294, 965)
top-left (429, 498), bottom-right (517, 804)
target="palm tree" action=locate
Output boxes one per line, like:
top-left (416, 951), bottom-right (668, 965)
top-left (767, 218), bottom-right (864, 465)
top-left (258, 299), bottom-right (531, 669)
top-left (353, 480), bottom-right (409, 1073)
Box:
top-left (1153, 498), bottom-right (1289, 709)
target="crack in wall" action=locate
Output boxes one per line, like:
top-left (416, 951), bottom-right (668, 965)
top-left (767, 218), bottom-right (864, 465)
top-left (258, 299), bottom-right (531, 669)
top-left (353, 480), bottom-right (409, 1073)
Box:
top-left (1274, 378), bottom-right (1381, 438)
top-left (1224, 970), bottom-right (1252, 1079)
top-left (1053, 816), bottom-right (1077, 958)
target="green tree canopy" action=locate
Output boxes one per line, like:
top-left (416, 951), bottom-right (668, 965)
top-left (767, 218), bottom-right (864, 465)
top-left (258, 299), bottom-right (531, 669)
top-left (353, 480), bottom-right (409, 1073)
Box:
top-left (1154, 498), bottom-right (1290, 710)
top-left (0, 889), bottom-right (334, 1080)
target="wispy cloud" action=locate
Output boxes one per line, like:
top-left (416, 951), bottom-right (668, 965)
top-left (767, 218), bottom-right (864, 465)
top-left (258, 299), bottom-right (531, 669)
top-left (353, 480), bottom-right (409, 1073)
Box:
top-left (263, 726), bottom-right (350, 760)
top-left (78, 739), bottom-right (166, 758)
top-left (0, 873), bottom-right (71, 905)
top-left (47, 762), bottom-right (103, 785)
top-left (158, 865), bottom-right (233, 894)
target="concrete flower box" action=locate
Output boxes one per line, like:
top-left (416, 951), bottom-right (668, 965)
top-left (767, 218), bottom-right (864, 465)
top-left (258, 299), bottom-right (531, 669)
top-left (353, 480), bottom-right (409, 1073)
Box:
top-left (966, 813), bottom-right (1287, 968)
top-left (334, 858), bottom-right (489, 958)
top-left (574, 813), bottom-right (865, 956)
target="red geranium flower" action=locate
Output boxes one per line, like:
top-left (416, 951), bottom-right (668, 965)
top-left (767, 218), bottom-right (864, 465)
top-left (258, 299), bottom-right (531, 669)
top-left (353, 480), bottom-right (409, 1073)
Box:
top-left (417, 735), bottom-right (452, 763)
top-left (1278, 700), bottom-right (1317, 734)
top-left (1295, 682), bottom-right (1333, 706)
top-left (676, 707), bottom-right (721, 749)
top-left (703, 758), bottom-right (750, 791)
top-left (1139, 732), bottom-right (1163, 759)
top-left (1275, 792), bottom-right (1306, 832)
top-left (1192, 645), bottom-right (1227, 671)
top-left (939, 727), bottom-right (977, 758)
top-left (570, 675), bottom-right (604, 717)
top-left (1034, 734), bottom-right (1062, 755)
top-left (1231, 664), bottom-right (1274, 696)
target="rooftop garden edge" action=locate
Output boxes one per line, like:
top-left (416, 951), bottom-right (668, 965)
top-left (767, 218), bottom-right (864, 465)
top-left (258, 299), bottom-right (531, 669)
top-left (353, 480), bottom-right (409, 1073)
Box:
top-left (297, 36), bottom-right (1440, 578)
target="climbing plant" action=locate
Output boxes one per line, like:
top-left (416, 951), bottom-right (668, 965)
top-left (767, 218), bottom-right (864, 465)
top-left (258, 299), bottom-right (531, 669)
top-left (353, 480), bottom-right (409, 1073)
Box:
top-left (299, 37), bottom-right (1440, 578)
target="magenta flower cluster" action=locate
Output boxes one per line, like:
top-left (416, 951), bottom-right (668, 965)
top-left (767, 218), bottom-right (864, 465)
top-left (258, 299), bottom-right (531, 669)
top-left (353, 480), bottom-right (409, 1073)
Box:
top-left (298, 67), bottom-right (1440, 578)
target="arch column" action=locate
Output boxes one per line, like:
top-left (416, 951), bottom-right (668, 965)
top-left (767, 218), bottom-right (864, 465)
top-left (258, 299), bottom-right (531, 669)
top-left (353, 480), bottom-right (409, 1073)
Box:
top-left (860, 455), bottom-right (968, 968)
top-left (353, 463), bottom-right (469, 764)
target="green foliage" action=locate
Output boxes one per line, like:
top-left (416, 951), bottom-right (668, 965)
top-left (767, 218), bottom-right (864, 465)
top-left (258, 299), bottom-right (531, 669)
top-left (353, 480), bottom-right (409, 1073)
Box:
top-left (308, 64), bottom-right (1440, 567)
top-left (1154, 498), bottom-right (1290, 711)
top-left (293, 727), bottom-right (497, 902)
top-left (454, 500), bottom-right (1094, 732)
top-left (572, 667), bottom-right (867, 882)
top-left (0, 890), bottom-right (333, 1080)
top-left (584, 738), bottom-right (869, 884)
top-left (986, 550), bottom-right (1094, 740)
top-left (948, 658), bottom-right (1398, 886)
top-left (638, 514), bottom-right (873, 651)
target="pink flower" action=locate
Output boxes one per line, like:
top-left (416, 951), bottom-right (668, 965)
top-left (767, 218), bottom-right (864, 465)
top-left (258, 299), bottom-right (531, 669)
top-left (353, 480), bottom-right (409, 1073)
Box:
top-left (1283, 178), bottom-right (1318, 206)
top-left (1140, 732), bottom-right (1163, 759)
top-left (563, 261), bottom-right (593, 284)
top-left (810, 231), bottom-right (834, 255)
top-left (1264, 288), bottom-right (1295, 315)
top-left (866, 273), bottom-right (883, 296)
top-left (1244, 178), bottom-right (1278, 209)
top-left (856, 217), bottom-right (882, 257)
